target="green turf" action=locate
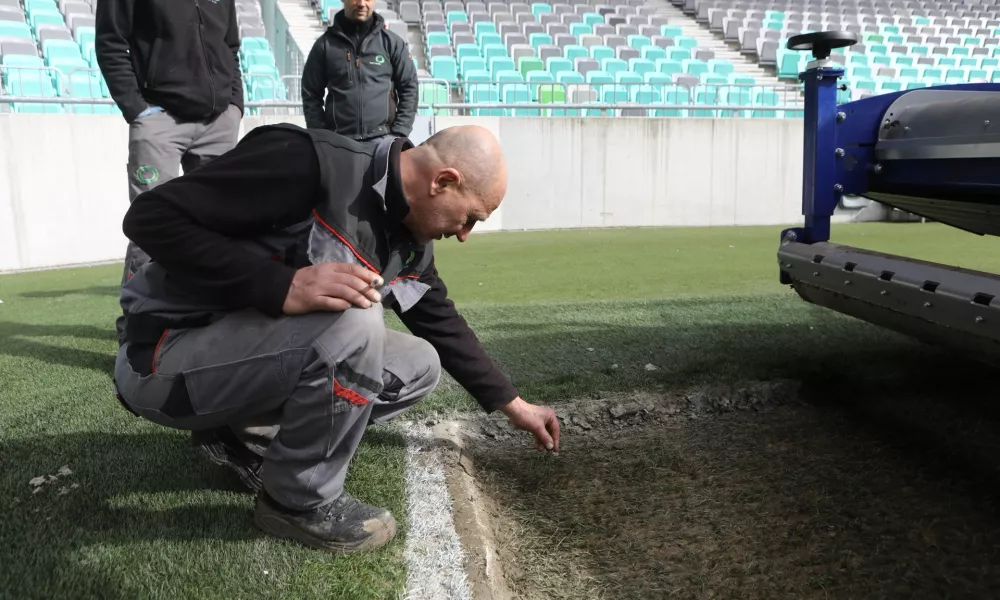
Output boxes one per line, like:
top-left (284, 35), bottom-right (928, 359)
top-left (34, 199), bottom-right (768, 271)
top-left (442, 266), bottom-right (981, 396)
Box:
top-left (1, 222), bottom-right (997, 599)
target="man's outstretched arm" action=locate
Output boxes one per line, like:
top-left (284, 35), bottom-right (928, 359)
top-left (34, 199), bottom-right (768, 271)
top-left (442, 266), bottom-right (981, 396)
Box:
top-left (395, 260), bottom-right (560, 452)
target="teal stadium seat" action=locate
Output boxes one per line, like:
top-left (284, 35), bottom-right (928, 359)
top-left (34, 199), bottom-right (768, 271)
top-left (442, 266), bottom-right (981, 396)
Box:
top-left (656, 59), bottom-right (683, 76)
top-left (628, 58), bottom-right (655, 77)
top-left (660, 25), bottom-right (683, 38)
top-left (601, 57), bottom-right (627, 75)
top-left (531, 2), bottom-right (552, 16)
top-left (529, 33), bottom-right (552, 49)
top-left (482, 44), bottom-right (507, 64)
top-left (627, 35), bottom-right (650, 49)
top-left (642, 47), bottom-right (666, 61)
top-left (489, 56), bottom-right (515, 74)
top-left (0, 21), bottom-right (32, 39)
top-left (565, 44), bottom-right (587, 62)
top-left (569, 23), bottom-right (591, 36)
top-left (590, 45), bottom-right (614, 61)
top-left (431, 56), bottom-right (458, 83)
top-left (547, 57), bottom-right (573, 77)
top-left (456, 43), bottom-right (480, 64)
top-left (460, 56), bottom-right (486, 76)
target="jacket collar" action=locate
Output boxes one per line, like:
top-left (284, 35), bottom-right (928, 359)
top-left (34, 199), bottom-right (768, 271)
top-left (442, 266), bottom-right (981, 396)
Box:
top-left (372, 135), bottom-right (414, 230)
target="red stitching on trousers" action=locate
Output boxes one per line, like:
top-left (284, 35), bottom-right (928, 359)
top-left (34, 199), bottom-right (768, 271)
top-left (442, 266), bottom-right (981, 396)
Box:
top-left (334, 380), bottom-right (370, 406)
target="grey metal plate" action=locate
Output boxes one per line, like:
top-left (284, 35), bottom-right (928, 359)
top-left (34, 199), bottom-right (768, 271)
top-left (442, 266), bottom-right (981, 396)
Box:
top-left (875, 89), bottom-right (1000, 160)
top-left (778, 240), bottom-right (1000, 365)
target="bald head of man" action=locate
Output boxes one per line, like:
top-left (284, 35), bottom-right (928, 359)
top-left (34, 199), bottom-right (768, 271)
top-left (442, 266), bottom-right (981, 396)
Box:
top-left (398, 125), bottom-right (507, 244)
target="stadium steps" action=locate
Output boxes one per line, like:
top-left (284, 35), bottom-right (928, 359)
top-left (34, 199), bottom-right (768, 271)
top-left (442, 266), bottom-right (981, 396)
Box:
top-left (643, 0), bottom-right (785, 87)
top-left (277, 0), bottom-right (327, 70)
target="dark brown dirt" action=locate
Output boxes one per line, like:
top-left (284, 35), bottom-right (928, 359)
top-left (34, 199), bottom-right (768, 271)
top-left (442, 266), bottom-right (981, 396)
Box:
top-left (433, 378), bottom-right (1000, 600)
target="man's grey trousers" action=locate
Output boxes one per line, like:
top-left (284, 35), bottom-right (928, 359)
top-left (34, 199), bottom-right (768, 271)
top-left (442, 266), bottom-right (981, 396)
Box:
top-left (114, 304), bottom-right (441, 510)
top-left (116, 105), bottom-right (242, 343)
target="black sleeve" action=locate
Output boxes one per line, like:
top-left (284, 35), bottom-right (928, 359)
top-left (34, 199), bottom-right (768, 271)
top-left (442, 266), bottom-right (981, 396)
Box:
top-left (122, 128), bottom-right (320, 317)
top-left (95, 0), bottom-right (146, 123)
top-left (301, 36), bottom-right (328, 129)
top-left (388, 33), bottom-right (418, 136)
top-left (394, 259), bottom-right (519, 413)
top-left (226, 0), bottom-right (245, 113)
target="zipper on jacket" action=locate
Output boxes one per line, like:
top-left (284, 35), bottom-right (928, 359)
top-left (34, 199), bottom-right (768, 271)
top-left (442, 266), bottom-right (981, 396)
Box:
top-left (195, 0), bottom-right (217, 114)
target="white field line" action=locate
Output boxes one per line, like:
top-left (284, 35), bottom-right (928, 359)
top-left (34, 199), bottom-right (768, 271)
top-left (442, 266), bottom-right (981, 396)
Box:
top-left (401, 427), bottom-right (473, 600)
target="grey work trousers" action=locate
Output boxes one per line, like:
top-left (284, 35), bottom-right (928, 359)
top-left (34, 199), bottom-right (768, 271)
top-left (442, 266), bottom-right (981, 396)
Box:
top-left (116, 105), bottom-right (242, 343)
top-left (114, 304), bottom-right (441, 510)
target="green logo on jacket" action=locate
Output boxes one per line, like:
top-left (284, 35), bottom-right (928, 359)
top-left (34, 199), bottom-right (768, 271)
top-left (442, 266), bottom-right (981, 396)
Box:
top-left (372, 55), bottom-right (386, 65)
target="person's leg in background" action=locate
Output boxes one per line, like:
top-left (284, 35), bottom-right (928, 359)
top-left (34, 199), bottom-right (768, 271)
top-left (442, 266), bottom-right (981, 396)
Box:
top-left (181, 104), bottom-right (242, 173)
top-left (116, 111), bottom-right (197, 344)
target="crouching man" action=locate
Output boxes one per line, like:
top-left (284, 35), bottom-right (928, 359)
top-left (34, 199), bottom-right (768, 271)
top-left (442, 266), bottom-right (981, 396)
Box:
top-left (113, 124), bottom-right (560, 554)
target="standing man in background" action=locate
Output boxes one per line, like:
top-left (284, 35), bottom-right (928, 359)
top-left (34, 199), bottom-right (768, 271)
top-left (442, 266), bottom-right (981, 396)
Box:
top-left (96, 0), bottom-right (245, 344)
top-left (301, 0), bottom-right (419, 141)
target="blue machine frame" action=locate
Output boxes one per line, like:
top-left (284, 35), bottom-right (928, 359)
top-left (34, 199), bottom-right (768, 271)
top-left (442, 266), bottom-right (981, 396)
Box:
top-left (775, 34), bottom-right (1000, 365)
top-left (779, 51), bottom-right (1000, 248)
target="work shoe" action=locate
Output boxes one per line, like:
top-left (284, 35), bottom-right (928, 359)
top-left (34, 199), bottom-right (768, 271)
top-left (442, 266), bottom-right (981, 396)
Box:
top-left (253, 491), bottom-right (397, 554)
top-left (191, 427), bottom-right (264, 492)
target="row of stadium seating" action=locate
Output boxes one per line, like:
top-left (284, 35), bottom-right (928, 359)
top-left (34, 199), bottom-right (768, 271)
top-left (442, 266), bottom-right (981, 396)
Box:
top-left (412, 0), bottom-right (799, 114)
top-left (0, 0), bottom-right (287, 113)
top-left (680, 0), bottom-right (1000, 102)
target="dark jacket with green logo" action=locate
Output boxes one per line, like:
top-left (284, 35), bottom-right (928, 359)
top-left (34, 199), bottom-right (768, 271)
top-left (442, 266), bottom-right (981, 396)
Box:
top-left (301, 11), bottom-right (419, 140)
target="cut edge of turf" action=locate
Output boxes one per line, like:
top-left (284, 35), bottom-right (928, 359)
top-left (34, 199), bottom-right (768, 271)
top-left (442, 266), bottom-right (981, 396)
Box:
top-left (398, 377), bottom-right (806, 600)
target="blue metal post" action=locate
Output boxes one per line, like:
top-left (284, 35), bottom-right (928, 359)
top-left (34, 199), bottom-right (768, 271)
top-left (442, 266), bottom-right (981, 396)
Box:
top-left (797, 61), bottom-right (845, 243)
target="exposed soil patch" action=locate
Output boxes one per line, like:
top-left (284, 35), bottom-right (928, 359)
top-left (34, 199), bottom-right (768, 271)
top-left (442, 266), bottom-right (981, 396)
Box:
top-left (414, 379), bottom-right (1000, 600)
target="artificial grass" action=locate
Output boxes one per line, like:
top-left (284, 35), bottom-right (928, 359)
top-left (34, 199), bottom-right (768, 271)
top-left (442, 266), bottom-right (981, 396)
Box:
top-left (1, 222), bottom-right (997, 599)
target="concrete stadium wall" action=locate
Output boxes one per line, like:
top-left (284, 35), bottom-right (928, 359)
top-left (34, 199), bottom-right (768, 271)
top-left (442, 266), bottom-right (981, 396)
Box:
top-left (0, 114), bottom-right (803, 272)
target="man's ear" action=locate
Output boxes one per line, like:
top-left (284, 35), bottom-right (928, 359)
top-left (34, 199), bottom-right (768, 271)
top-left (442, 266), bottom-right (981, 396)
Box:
top-left (431, 168), bottom-right (461, 196)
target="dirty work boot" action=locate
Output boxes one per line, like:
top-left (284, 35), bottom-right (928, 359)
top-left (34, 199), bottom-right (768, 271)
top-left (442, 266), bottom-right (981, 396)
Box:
top-left (191, 427), bottom-right (264, 492)
top-left (253, 491), bottom-right (397, 554)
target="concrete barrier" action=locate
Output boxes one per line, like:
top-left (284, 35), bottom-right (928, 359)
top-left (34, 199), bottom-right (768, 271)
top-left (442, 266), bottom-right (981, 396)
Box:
top-left (0, 114), bottom-right (803, 272)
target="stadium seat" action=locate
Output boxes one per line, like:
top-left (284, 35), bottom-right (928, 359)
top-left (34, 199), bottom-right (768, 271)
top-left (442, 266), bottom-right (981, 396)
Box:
top-left (418, 81), bottom-right (450, 115)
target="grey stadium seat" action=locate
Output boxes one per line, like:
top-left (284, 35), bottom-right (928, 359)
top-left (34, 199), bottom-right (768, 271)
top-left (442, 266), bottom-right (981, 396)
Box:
top-left (627, 14), bottom-right (649, 26)
top-left (510, 44), bottom-right (534, 64)
top-left (1, 40), bottom-right (39, 56)
top-left (516, 12), bottom-right (535, 25)
top-left (69, 14), bottom-right (94, 29)
top-left (386, 20), bottom-right (408, 38)
top-left (604, 34), bottom-right (625, 47)
top-left (509, 3), bottom-right (531, 15)
top-left (616, 24), bottom-right (639, 36)
top-left (617, 46), bottom-right (639, 60)
top-left (540, 12), bottom-right (560, 25)
top-left (574, 57), bottom-right (598, 76)
top-left (523, 22), bottom-right (544, 37)
top-left (553, 3), bottom-right (573, 14)
top-left (443, 1), bottom-right (463, 12)
top-left (607, 16), bottom-right (625, 27)
top-left (758, 40), bottom-right (777, 65)
top-left (429, 45), bottom-right (453, 57)
top-left (561, 13), bottom-right (581, 24)
top-left (504, 33), bottom-right (527, 47)
top-left (547, 23), bottom-right (569, 36)
top-left (554, 33), bottom-right (576, 47)
top-left (694, 49), bottom-right (714, 60)
top-left (453, 33), bottom-right (475, 46)
top-left (0, 8), bottom-right (24, 23)
top-left (674, 74), bottom-right (699, 89)
top-left (494, 12), bottom-right (514, 26)
top-left (399, 1), bottom-right (421, 22)
top-left (593, 23), bottom-right (613, 36)
top-left (499, 22), bottom-right (518, 37)
top-left (380, 9), bottom-right (399, 20)
top-left (650, 35), bottom-right (674, 48)
top-left (38, 27), bottom-right (74, 44)
top-left (452, 22), bottom-right (472, 35)
top-left (538, 44), bottom-right (561, 61)
top-left (0, 0), bottom-right (20, 8)
top-left (579, 34), bottom-right (602, 47)
top-left (425, 22), bottom-right (446, 33)
top-left (424, 12), bottom-right (444, 23)
top-left (242, 26), bottom-right (266, 38)
top-left (570, 87), bottom-right (597, 103)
